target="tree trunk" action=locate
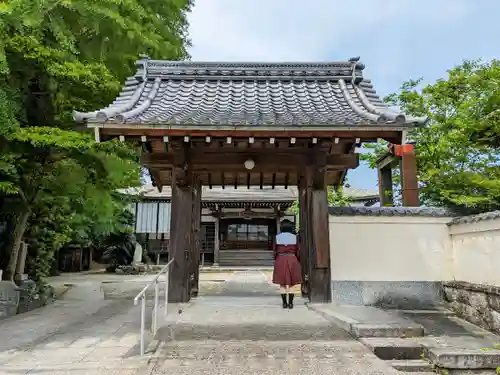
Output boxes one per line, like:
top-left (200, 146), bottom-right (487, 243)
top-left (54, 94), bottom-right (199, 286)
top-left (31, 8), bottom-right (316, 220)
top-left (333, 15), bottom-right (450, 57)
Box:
top-left (4, 209), bottom-right (30, 281)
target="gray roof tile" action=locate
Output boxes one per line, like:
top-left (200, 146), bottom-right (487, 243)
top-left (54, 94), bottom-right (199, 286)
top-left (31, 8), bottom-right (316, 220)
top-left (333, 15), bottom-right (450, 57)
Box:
top-left (74, 58), bottom-right (426, 128)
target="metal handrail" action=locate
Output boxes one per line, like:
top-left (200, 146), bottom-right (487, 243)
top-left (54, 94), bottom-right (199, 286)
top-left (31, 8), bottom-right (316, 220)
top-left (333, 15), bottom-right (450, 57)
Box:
top-left (134, 258), bottom-right (174, 356)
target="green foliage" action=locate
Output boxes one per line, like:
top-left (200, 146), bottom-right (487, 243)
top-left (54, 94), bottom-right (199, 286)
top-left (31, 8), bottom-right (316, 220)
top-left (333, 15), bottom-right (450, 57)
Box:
top-left (361, 60), bottom-right (500, 214)
top-left (0, 0), bottom-right (192, 282)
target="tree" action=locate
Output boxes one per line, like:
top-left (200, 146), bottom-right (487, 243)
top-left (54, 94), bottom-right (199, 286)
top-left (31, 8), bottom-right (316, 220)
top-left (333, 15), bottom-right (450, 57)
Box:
top-left (1, 127), bottom-right (141, 280)
top-left (0, 0), bottom-right (192, 281)
top-left (361, 60), bottom-right (500, 214)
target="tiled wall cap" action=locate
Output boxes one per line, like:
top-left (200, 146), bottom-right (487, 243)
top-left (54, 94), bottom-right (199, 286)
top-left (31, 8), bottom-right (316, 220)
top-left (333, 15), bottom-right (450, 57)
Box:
top-left (447, 210), bottom-right (500, 226)
top-left (328, 206), bottom-right (456, 217)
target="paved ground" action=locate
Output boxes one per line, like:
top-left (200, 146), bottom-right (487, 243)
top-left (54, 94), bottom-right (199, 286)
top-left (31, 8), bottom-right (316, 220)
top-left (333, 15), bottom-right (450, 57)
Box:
top-left (0, 270), bottom-right (431, 374)
top-left (150, 270), bottom-right (426, 374)
top-left (0, 275), bottom-right (153, 375)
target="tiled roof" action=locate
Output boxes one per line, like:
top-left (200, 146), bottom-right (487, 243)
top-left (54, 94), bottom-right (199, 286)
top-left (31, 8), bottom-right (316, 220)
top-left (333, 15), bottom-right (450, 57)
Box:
top-left (328, 206), bottom-right (456, 217)
top-left (119, 185), bottom-right (378, 202)
top-left (74, 57), bottom-right (426, 128)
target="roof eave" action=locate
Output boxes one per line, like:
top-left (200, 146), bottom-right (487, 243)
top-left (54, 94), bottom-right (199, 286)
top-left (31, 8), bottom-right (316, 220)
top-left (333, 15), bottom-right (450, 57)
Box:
top-left (83, 121), bottom-right (423, 132)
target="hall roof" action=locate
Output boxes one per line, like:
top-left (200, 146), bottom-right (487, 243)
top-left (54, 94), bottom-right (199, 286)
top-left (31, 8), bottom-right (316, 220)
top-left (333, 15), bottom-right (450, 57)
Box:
top-left (74, 57), bottom-right (426, 129)
top-left (119, 185), bottom-right (378, 202)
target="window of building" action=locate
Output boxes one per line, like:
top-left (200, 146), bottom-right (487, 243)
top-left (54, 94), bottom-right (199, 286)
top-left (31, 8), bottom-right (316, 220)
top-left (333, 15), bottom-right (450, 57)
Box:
top-left (227, 223), bottom-right (269, 241)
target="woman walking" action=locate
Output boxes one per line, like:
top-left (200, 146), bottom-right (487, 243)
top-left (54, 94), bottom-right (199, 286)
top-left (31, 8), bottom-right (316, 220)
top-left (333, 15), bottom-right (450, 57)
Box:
top-left (272, 219), bottom-right (302, 309)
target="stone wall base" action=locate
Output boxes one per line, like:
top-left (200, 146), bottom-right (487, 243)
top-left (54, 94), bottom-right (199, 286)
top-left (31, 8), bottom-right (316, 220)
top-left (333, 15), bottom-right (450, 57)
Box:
top-left (443, 281), bottom-right (500, 335)
top-left (331, 280), bottom-right (443, 310)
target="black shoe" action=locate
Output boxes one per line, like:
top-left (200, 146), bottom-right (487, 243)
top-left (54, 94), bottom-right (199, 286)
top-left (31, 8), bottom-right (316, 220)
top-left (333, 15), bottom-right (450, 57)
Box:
top-left (281, 294), bottom-right (288, 308)
top-left (288, 293), bottom-right (294, 309)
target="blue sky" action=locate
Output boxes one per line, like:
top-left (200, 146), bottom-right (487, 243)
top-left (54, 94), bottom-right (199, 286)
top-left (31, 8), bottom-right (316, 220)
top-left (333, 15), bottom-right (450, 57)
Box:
top-left (186, 0), bottom-right (500, 191)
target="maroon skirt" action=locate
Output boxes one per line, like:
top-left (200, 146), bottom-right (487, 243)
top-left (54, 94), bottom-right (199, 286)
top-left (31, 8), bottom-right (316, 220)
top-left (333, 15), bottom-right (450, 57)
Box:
top-left (272, 246), bottom-right (302, 286)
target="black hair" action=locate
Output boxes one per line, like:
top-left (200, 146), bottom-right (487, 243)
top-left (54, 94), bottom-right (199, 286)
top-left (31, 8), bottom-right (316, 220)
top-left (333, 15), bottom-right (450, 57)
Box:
top-left (279, 219), bottom-right (295, 234)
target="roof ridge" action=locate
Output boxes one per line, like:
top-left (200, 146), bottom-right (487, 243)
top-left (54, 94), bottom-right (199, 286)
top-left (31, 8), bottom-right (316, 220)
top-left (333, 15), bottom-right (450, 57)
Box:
top-left (135, 56), bottom-right (366, 70)
top-left (133, 56), bottom-right (366, 81)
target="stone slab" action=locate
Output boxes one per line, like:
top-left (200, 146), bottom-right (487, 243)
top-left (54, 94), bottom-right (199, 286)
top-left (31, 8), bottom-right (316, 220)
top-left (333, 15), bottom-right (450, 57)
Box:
top-left (331, 280), bottom-right (443, 309)
top-left (362, 336), bottom-right (500, 370)
top-left (101, 280), bottom-right (167, 300)
top-left (424, 346), bottom-right (500, 369)
top-left (420, 336), bottom-right (500, 370)
top-left (308, 304), bottom-right (425, 338)
top-left (0, 281), bottom-right (20, 319)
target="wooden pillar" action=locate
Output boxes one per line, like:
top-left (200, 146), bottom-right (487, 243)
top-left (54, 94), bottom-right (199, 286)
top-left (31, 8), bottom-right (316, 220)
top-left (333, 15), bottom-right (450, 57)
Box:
top-left (214, 217), bottom-right (220, 265)
top-left (190, 177), bottom-right (202, 297)
top-left (298, 175), bottom-right (310, 298)
top-left (306, 164), bottom-right (332, 303)
top-left (377, 166), bottom-right (393, 207)
top-left (400, 147), bottom-right (420, 207)
top-left (168, 168), bottom-right (193, 303)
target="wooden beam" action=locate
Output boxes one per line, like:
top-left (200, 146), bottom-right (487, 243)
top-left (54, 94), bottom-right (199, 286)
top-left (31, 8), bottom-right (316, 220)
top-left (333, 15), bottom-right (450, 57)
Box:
top-left (376, 151), bottom-right (399, 170)
top-left (100, 127), bottom-right (403, 141)
top-left (149, 168), bottom-right (165, 191)
top-left (142, 153), bottom-right (359, 171)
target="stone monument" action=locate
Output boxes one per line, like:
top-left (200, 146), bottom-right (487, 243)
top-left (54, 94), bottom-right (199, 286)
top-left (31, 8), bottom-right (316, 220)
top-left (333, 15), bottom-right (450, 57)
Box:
top-left (132, 242), bottom-right (143, 265)
top-left (0, 280), bottom-right (20, 319)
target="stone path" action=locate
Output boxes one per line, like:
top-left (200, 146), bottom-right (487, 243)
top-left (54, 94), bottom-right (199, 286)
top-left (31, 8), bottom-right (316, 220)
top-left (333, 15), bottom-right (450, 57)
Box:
top-left (149, 270), bottom-right (427, 374)
top-left (0, 270), bottom-right (438, 374)
top-left (0, 276), bottom-right (153, 375)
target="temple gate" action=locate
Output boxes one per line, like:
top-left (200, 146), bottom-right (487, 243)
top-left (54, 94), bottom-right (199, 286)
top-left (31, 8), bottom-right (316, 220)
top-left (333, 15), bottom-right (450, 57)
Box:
top-left (75, 57), bottom-right (424, 303)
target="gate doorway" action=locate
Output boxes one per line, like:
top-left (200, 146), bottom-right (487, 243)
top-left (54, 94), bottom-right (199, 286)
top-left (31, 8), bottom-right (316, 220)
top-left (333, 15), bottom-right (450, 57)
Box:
top-left (76, 58), bottom-right (423, 304)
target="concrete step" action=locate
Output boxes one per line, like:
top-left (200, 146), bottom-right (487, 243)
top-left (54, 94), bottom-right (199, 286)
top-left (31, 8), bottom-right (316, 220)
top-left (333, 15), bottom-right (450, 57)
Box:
top-left (385, 359), bottom-right (434, 372)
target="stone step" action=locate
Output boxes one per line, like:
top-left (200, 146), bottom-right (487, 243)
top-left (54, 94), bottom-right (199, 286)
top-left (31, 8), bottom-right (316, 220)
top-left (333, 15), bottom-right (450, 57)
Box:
top-left (218, 249), bottom-right (275, 267)
top-left (422, 345), bottom-right (500, 371)
top-left (156, 321), bottom-right (351, 342)
top-left (361, 336), bottom-right (500, 372)
top-left (308, 304), bottom-right (425, 338)
top-left (360, 337), bottom-right (423, 360)
top-left (218, 260), bottom-right (274, 267)
top-left (218, 255), bottom-right (274, 261)
top-left (385, 359), bottom-right (434, 372)
top-left (148, 340), bottom-right (415, 374)
top-left (219, 252), bottom-right (274, 259)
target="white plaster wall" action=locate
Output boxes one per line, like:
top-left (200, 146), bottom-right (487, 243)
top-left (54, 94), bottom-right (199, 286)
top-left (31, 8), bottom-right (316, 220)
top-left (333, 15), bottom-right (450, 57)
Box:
top-left (449, 217), bottom-right (500, 287)
top-left (329, 215), bottom-right (454, 282)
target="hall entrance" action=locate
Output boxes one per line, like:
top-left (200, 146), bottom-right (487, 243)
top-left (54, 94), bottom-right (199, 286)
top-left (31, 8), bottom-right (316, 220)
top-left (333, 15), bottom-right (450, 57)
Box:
top-left (218, 218), bottom-right (276, 267)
